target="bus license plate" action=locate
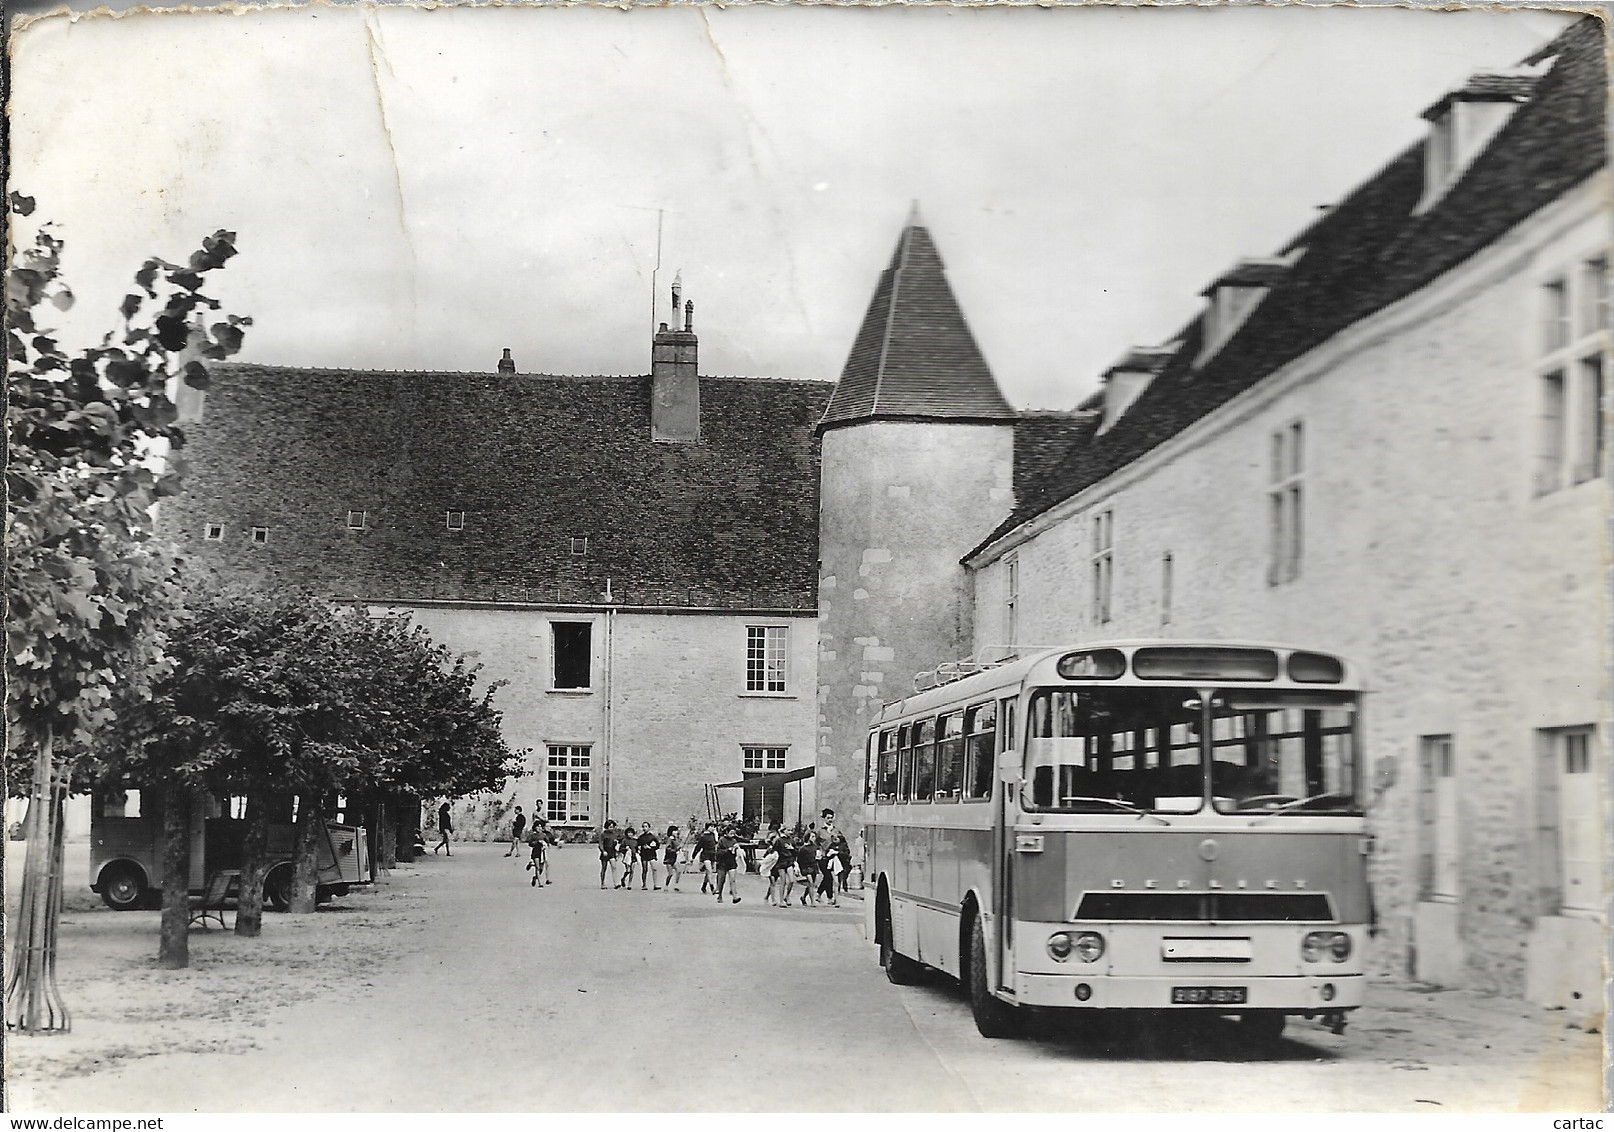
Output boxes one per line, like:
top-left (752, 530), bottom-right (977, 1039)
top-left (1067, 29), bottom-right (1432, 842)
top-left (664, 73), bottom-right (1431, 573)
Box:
top-left (1172, 986), bottom-right (1247, 1005)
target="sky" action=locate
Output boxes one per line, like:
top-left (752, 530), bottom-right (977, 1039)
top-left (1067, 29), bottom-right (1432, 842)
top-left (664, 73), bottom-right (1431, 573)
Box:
top-left (8, 3), bottom-right (1576, 409)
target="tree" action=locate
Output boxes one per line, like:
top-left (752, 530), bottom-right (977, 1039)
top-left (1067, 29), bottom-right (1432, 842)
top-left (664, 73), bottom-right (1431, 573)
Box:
top-left (5, 194), bottom-right (250, 1011)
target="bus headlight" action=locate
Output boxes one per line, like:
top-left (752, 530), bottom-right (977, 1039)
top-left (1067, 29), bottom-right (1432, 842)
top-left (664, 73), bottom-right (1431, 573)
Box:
top-left (1047, 932), bottom-right (1075, 961)
top-left (1302, 931), bottom-right (1351, 963)
top-left (1072, 931), bottom-right (1105, 963)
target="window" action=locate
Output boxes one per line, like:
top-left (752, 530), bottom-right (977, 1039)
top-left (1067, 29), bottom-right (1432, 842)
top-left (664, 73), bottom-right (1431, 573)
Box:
top-left (445, 511), bottom-right (465, 532)
top-left (204, 523), bottom-right (224, 541)
top-left (963, 701), bottom-right (997, 801)
top-left (1160, 552), bottom-right (1174, 625)
top-left (935, 713), bottom-right (965, 800)
top-left (346, 510), bottom-right (366, 530)
top-left (745, 625), bottom-right (788, 693)
top-left (909, 718), bottom-right (936, 802)
top-left (1542, 726), bottom-right (1601, 914)
top-left (570, 537), bottom-right (588, 556)
top-left (545, 745), bottom-right (592, 825)
top-left (741, 746), bottom-right (788, 826)
top-left (743, 746), bottom-right (787, 771)
top-left (1572, 355), bottom-right (1604, 484)
top-left (1090, 510), bottom-right (1114, 623)
top-left (250, 526), bottom-right (269, 545)
top-left (1420, 735), bottom-right (1458, 902)
top-left (877, 728), bottom-right (900, 802)
top-left (1537, 261), bottom-right (1610, 494)
top-left (1004, 557), bottom-right (1019, 646)
top-left (1268, 421), bottom-right (1304, 584)
top-left (551, 622), bottom-right (592, 690)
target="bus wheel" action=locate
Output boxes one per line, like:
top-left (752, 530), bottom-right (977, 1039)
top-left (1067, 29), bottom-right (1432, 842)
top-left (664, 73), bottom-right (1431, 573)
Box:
top-left (878, 900), bottom-right (924, 986)
top-left (967, 912), bottom-right (1021, 1038)
top-left (1238, 1012), bottom-right (1287, 1042)
top-left (99, 865), bottom-right (147, 911)
top-left (265, 865), bottom-right (294, 912)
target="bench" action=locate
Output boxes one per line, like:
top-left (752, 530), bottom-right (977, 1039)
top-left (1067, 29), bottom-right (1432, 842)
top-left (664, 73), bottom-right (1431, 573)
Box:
top-left (189, 869), bottom-right (240, 930)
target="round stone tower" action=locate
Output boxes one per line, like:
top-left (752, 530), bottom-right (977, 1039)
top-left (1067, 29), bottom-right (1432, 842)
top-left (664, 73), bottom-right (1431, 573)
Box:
top-left (815, 208), bottom-right (1017, 831)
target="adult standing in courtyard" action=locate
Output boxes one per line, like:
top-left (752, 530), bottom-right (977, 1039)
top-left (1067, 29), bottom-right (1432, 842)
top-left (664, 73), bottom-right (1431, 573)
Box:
top-left (434, 799), bottom-right (454, 855)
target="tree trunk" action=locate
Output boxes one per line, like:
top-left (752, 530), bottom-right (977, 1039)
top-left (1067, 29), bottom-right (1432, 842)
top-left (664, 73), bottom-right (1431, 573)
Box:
top-left (289, 794), bottom-right (320, 914)
top-left (3, 732), bottom-right (72, 1032)
top-left (234, 793), bottom-right (269, 937)
top-left (157, 785), bottom-right (192, 969)
top-left (378, 797), bottom-right (398, 870)
top-left (395, 794), bottom-right (420, 863)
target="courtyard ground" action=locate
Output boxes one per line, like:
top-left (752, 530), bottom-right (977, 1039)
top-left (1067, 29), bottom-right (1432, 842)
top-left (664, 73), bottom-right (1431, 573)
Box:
top-left (3, 838), bottom-right (1604, 1112)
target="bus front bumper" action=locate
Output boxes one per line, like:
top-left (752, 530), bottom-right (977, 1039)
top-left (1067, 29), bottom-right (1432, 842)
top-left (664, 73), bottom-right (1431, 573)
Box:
top-left (1012, 973), bottom-right (1366, 1011)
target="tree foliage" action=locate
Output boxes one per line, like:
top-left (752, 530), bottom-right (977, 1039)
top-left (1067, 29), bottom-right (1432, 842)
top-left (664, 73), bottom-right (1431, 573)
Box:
top-left (100, 583), bottom-right (525, 802)
top-left (5, 192), bottom-right (251, 775)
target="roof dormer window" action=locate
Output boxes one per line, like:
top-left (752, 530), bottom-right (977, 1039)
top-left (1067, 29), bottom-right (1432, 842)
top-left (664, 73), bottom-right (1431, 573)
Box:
top-left (1415, 60), bottom-right (1552, 215)
top-left (1194, 258), bottom-right (1290, 370)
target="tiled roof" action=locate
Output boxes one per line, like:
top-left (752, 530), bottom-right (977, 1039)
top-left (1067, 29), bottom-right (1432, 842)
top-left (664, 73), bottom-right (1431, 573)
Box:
top-left (819, 217), bottom-right (1016, 431)
top-left (162, 365), bottom-right (833, 609)
top-left (1014, 411), bottom-right (1097, 496)
top-left (970, 17), bottom-right (1605, 562)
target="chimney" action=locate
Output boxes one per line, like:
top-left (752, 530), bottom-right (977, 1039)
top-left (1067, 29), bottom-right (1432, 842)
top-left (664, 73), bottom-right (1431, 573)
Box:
top-left (651, 280), bottom-right (699, 443)
top-left (497, 347), bottom-right (516, 374)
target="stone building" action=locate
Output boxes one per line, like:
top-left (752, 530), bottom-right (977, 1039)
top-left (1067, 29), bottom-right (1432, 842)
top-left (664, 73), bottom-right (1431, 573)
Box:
top-left (813, 18), bottom-right (1607, 1006)
top-left (161, 301), bottom-right (830, 838)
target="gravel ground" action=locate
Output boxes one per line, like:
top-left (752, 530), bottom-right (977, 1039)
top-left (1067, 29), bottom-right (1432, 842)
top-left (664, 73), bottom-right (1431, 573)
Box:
top-left (3, 838), bottom-right (1605, 1112)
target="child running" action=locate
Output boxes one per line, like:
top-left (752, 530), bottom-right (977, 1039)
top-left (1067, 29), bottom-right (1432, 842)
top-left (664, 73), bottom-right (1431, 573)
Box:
top-left (713, 825), bottom-right (743, 904)
top-left (636, 822), bottom-right (662, 890)
top-left (662, 825), bottom-right (683, 892)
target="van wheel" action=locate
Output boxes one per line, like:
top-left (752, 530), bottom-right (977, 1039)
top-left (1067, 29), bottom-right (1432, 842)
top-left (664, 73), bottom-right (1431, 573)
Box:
top-left (265, 865), bottom-right (294, 912)
top-left (968, 912), bottom-right (1021, 1038)
top-left (878, 897), bottom-right (924, 985)
top-left (99, 865), bottom-right (147, 911)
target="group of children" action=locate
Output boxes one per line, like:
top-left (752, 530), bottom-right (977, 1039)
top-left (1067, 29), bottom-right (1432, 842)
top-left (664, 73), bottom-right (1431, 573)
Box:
top-left (758, 814), bottom-right (854, 909)
top-left (504, 804), bottom-right (560, 887)
top-left (596, 820), bottom-right (687, 892)
top-left (500, 803), bottom-right (862, 907)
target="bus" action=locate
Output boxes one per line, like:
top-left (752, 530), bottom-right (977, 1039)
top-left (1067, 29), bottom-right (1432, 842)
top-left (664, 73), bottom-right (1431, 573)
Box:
top-left (91, 788), bottom-right (370, 912)
top-left (863, 641), bottom-right (1370, 1040)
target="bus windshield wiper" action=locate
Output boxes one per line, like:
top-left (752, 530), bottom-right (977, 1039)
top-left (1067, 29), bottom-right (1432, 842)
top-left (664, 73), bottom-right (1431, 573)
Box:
top-left (1248, 792), bottom-right (1353, 824)
top-left (1062, 796), bottom-right (1172, 825)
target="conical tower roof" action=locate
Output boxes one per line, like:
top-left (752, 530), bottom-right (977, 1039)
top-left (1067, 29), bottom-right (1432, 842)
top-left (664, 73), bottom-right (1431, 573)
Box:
top-left (819, 211), bottom-right (1015, 432)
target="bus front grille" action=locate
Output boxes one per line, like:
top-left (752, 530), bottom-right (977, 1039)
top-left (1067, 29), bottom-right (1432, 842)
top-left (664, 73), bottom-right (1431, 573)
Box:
top-left (1076, 892), bottom-right (1334, 922)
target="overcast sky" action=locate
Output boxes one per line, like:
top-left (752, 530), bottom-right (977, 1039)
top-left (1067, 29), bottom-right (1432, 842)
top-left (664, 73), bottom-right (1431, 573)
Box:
top-left (10, 3), bottom-right (1574, 409)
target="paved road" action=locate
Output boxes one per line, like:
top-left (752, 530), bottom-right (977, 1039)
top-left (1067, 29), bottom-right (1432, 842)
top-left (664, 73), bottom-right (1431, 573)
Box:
top-left (11, 842), bottom-right (1603, 1112)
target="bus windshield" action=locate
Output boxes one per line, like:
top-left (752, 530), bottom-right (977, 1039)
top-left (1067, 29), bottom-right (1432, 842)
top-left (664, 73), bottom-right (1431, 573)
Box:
top-left (1026, 688), bottom-right (1205, 814)
top-left (1024, 687), bottom-right (1362, 816)
top-left (1207, 691), bottom-right (1361, 815)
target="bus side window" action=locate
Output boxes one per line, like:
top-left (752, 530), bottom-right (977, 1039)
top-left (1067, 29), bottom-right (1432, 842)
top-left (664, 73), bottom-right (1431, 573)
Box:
top-left (879, 728), bottom-right (899, 800)
top-left (864, 733), bottom-right (877, 804)
top-left (936, 712), bottom-right (965, 799)
top-left (964, 701), bottom-right (996, 800)
top-left (911, 718), bottom-right (937, 803)
top-left (896, 723), bottom-right (913, 802)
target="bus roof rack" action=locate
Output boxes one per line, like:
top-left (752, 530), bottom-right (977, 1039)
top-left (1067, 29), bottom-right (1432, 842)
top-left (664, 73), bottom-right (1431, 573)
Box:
top-left (911, 646), bottom-right (1060, 693)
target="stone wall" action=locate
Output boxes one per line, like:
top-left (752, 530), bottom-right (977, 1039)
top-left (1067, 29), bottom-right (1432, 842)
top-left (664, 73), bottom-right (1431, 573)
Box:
top-left (969, 180), bottom-right (1610, 1000)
